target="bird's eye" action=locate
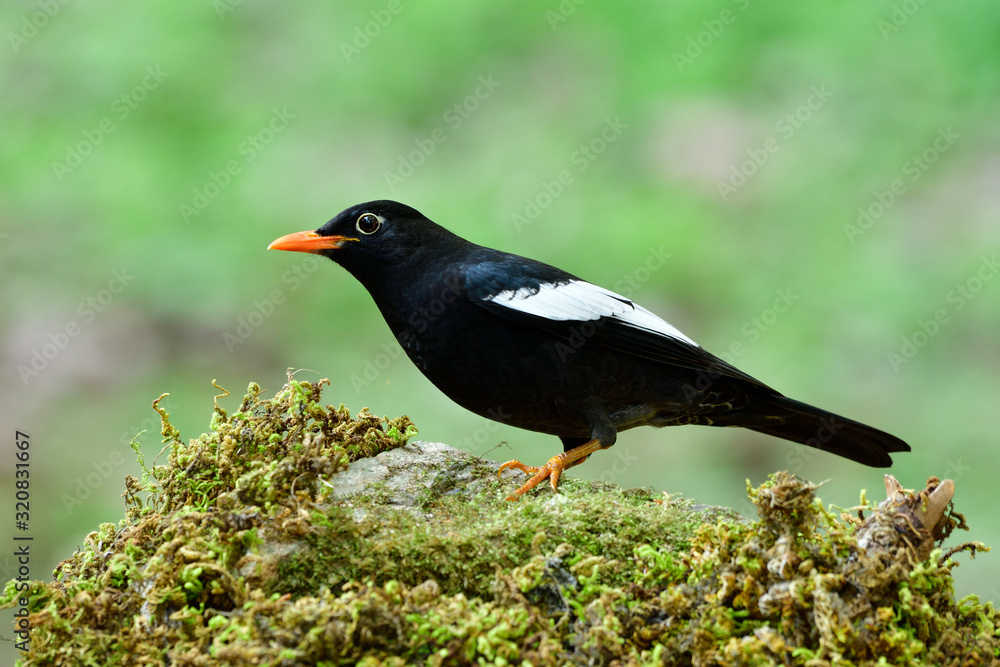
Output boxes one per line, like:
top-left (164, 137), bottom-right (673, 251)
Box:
top-left (356, 213), bottom-right (382, 235)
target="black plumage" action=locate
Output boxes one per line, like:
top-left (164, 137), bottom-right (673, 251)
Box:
top-left (268, 200), bottom-right (909, 499)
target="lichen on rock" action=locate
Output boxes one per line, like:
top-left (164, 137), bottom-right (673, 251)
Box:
top-left (2, 376), bottom-right (998, 665)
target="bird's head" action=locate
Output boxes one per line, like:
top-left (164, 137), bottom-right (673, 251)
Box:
top-left (268, 200), bottom-right (429, 257)
top-left (268, 200), bottom-right (462, 284)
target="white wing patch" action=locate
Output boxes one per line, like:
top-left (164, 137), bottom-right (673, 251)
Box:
top-left (488, 279), bottom-right (699, 346)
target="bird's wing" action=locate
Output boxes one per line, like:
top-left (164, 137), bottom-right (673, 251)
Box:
top-left (465, 259), bottom-right (772, 389)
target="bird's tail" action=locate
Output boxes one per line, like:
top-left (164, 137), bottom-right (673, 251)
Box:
top-left (734, 394), bottom-right (910, 468)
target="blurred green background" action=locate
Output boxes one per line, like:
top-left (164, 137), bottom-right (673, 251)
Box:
top-left (3, 1), bottom-right (999, 655)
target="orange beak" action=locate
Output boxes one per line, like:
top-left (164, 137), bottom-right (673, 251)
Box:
top-left (267, 231), bottom-right (358, 253)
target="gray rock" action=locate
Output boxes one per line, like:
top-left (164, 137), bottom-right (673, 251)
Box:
top-left (327, 440), bottom-right (520, 511)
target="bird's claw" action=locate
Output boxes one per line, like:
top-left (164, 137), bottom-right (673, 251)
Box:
top-left (498, 457), bottom-right (563, 501)
top-left (498, 439), bottom-right (603, 501)
top-left (497, 460), bottom-right (541, 476)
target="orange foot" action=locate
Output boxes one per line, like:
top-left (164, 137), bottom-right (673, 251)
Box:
top-left (498, 438), bottom-right (604, 501)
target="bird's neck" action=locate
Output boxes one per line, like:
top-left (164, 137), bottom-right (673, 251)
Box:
top-left (343, 239), bottom-right (473, 335)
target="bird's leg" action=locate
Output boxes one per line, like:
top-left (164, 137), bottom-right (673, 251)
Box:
top-left (499, 438), bottom-right (604, 501)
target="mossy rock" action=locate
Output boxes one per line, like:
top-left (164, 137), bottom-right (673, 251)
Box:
top-left (3, 377), bottom-right (998, 665)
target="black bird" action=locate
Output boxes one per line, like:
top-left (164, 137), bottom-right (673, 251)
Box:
top-left (268, 200), bottom-right (909, 500)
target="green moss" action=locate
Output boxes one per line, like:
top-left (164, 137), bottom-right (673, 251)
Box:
top-left (2, 377), bottom-right (997, 665)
